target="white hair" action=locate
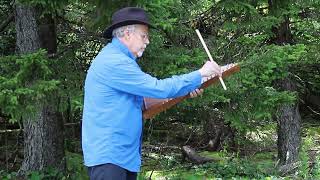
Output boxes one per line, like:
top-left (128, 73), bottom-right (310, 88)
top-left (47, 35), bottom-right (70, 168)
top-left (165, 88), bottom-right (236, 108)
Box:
top-left (112, 25), bottom-right (136, 38)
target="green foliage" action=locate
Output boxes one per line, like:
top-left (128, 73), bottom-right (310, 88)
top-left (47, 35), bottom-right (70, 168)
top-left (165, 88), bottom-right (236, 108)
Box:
top-left (141, 0), bottom-right (180, 32)
top-left (300, 126), bottom-right (320, 179)
top-left (0, 168), bottom-right (64, 180)
top-left (311, 155), bottom-right (320, 179)
top-left (65, 152), bottom-right (89, 180)
top-left (140, 151), bottom-right (279, 179)
top-left (27, 168), bottom-right (65, 180)
top-left (141, 46), bottom-right (205, 77)
top-left (240, 44), bottom-right (306, 89)
top-left (16, 0), bottom-right (69, 16)
top-left (198, 159), bottom-right (274, 179)
top-left (0, 1), bottom-right (15, 56)
top-left (298, 138), bottom-right (312, 179)
top-left (0, 152), bottom-right (89, 180)
top-left (0, 50), bottom-right (59, 122)
top-left (221, 44), bottom-right (306, 132)
top-left (139, 0), bottom-right (317, 144)
top-left (0, 171), bottom-right (17, 180)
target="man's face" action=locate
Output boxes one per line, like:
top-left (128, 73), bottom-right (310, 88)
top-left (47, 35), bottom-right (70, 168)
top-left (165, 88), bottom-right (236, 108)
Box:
top-left (127, 25), bottom-right (150, 58)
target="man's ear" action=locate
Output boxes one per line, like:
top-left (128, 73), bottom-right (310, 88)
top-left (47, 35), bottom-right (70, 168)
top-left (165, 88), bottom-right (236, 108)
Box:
top-left (124, 30), bottom-right (131, 40)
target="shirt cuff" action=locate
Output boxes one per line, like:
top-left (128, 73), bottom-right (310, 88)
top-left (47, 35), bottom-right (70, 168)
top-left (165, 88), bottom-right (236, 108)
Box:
top-left (187, 70), bottom-right (202, 89)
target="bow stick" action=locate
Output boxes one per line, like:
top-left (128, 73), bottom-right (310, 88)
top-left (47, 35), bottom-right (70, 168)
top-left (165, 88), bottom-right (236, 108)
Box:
top-left (195, 29), bottom-right (227, 90)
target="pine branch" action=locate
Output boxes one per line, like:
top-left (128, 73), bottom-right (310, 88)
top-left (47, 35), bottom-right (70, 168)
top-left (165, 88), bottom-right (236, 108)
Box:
top-left (0, 13), bottom-right (14, 33)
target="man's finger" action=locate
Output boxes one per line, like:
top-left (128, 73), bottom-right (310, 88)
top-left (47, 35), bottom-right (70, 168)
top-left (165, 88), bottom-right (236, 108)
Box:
top-left (199, 89), bottom-right (204, 95)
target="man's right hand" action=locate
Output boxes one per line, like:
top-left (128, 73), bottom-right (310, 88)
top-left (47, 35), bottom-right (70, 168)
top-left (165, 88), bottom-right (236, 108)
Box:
top-left (198, 60), bottom-right (222, 77)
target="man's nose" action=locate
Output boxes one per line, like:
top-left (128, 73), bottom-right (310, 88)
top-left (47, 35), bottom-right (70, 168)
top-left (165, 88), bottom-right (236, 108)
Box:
top-left (145, 38), bottom-right (150, 45)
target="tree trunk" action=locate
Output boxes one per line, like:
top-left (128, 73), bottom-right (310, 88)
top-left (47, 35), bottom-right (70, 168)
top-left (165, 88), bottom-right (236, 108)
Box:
top-left (15, 5), bottom-right (41, 53)
top-left (268, 0), bottom-right (301, 167)
top-left (20, 104), bottom-right (65, 173)
top-left (270, 17), bottom-right (293, 45)
top-left (39, 14), bottom-right (57, 55)
top-left (15, 3), bottom-right (65, 175)
top-left (277, 78), bottom-right (301, 165)
top-left (203, 118), bottom-right (236, 152)
top-left (274, 46), bottom-right (301, 166)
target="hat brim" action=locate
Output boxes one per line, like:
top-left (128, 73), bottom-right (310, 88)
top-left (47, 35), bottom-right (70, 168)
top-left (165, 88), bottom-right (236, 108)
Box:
top-left (103, 20), bottom-right (153, 39)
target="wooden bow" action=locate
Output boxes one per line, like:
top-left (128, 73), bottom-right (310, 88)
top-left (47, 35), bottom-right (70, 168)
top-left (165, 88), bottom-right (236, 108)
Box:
top-left (195, 29), bottom-right (227, 90)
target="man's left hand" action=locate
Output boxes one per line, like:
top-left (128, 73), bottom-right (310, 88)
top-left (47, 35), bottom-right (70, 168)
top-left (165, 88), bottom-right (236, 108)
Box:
top-left (189, 88), bottom-right (204, 98)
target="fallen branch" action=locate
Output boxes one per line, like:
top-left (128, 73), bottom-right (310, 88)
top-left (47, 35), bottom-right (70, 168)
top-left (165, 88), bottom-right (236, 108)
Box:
top-left (307, 106), bottom-right (320, 116)
top-left (0, 129), bottom-right (21, 134)
top-left (0, 122), bottom-right (81, 134)
top-left (182, 145), bottom-right (214, 164)
top-left (64, 122), bottom-right (80, 126)
top-left (143, 144), bottom-right (181, 153)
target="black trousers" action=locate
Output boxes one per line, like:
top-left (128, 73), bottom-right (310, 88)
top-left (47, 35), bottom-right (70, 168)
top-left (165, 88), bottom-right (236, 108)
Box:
top-left (87, 163), bottom-right (137, 180)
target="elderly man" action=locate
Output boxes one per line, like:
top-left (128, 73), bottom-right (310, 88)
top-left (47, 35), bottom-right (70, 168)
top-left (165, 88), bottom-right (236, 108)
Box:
top-left (82, 7), bottom-right (221, 180)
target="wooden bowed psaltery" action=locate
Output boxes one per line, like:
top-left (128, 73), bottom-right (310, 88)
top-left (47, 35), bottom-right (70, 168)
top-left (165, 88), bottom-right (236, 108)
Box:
top-left (143, 63), bottom-right (240, 120)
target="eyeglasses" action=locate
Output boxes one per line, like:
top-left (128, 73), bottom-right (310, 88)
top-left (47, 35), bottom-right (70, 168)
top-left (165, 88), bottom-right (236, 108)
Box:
top-left (135, 31), bottom-right (149, 41)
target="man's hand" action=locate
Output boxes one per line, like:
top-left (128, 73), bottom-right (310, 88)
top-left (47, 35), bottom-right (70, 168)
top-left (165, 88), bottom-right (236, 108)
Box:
top-left (189, 88), bottom-right (204, 98)
top-left (198, 60), bottom-right (222, 77)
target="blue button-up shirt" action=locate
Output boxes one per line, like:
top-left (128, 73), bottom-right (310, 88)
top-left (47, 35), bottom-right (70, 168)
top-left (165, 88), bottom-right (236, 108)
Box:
top-left (82, 38), bottom-right (202, 172)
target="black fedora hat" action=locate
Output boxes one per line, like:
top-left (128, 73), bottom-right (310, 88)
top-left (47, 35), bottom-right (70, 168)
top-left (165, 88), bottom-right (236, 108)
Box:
top-left (103, 7), bottom-right (153, 39)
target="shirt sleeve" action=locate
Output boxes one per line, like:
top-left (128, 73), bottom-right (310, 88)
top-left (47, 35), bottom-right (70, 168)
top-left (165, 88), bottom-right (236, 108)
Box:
top-left (94, 55), bottom-right (202, 99)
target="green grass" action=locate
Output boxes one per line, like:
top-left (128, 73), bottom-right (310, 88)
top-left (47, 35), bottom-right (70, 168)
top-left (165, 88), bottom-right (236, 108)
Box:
top-left (139, 150), bottom-right (280, 179)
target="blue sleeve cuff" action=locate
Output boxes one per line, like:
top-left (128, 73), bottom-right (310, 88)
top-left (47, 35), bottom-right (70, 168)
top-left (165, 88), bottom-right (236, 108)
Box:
top-left (168, 70), bottom-right (203, 98)
top-left (188, 70), bottom-right (202, 89)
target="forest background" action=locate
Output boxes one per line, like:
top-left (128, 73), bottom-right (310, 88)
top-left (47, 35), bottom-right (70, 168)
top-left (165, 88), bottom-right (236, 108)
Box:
top-left (0, 0), bottom-right (320, 179)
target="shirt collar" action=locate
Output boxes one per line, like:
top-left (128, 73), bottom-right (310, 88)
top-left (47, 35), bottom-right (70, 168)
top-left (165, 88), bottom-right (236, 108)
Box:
top-left (111, 38), bottom-right (137, 61)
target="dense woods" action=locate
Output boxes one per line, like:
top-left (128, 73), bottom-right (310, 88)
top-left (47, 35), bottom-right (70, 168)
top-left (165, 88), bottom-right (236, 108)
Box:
top-left (0, 0), bottom-right (319, 179)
